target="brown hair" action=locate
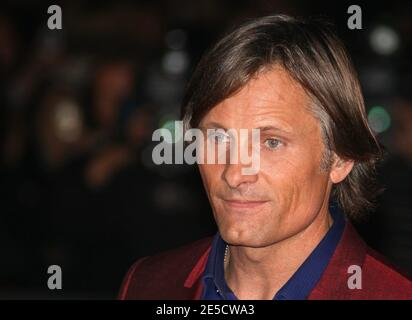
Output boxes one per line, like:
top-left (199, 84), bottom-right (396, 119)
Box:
top-left (181, 14), bottom-right (383, 220)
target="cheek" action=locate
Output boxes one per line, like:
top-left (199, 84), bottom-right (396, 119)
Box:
top-left (257, 153), bottom-right (329, 239)
top-left (259, 145), bottom-right (326, 207)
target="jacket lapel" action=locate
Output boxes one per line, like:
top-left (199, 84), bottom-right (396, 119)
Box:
top-left (308, 223), bottom-right (367, 299)
top-left (183, 245), bottom-right (212, 299)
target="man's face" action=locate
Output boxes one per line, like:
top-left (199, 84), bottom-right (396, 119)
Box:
top-left (198, 67), bottom-right (333, 248)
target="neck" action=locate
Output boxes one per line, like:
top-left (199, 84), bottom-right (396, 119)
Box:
top-left (224, 206), bottom-right (333, 300)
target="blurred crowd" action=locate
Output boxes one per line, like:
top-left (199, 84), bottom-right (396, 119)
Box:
top-left (0, 0), bottom-right (411, 298)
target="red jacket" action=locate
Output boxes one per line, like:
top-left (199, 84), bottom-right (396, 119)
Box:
top-left (118, 223), bottom-right (412, 300)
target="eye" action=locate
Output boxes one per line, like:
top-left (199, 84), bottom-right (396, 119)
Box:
top-left (208, 130), bottom-right (230, 144)
top-left (264, 138), bottom-right (282, 150)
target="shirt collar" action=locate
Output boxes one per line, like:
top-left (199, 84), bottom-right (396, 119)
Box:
top-left (201, 203), bottom-right (346, 300)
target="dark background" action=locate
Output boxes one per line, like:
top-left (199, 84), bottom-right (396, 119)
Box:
top-left (0, 0), bottom-right (411, 298)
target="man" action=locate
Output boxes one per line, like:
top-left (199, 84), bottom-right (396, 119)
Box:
top-left (118, 15), bottom-right (412, 299)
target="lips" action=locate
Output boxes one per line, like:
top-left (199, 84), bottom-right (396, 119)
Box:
top-left (223, 199), bottom-right (269, 209)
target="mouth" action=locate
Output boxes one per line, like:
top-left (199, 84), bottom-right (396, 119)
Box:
top-left (223, 199), bottom-right (269, 209)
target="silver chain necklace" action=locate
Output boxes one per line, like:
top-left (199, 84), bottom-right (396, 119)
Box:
top-left (224, 244), bottom-right (229, 263)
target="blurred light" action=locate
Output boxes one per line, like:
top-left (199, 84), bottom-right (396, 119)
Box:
top-left (159, 115), bottom-right (183, 143)
top-left (361, 66), bottom-right (395, 94)
top-left (368, 106), bottom-right (391, 133)
top-left (162, 50), bottom-right (189, 75)
top-left (54, 100), bottom-right (82, 142)
top-left (369, 25), bottom-right (400, 55)
top-left (165, 29), bottom-right (187, 50)
top-left (153, 182), bottom-right (182, 212)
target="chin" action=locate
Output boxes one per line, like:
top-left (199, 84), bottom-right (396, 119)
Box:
top-left (219, 224), bottom-right (269, 248)
top-left (219, 214), bottom-right (294, 248)
top-left (215, 210), bottom-right (275, 245)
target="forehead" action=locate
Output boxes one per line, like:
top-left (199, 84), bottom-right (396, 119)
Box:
top-left (200, 67), bottom-right (319, 135)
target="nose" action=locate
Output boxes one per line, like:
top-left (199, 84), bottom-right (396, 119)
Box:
top-left (222, 162), bottom-right (258, 189)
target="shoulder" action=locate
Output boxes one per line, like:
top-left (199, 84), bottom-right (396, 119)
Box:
top-left (118, 236), bottom-right (213, 299)
top-left (310, 222), bottom-right (412, 300)
top-left (360, 247), bottom-right (412, 299)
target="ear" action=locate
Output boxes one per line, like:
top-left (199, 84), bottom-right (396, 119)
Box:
top-left (329, 154), bottom-right (355, 184)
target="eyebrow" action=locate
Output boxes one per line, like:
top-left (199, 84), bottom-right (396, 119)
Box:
top-left (258, 125), bottom-right (293, 135)
top-left (200, 122), bottom-right (293, 135)
top-left (199, 122), bottom-right (228, 130)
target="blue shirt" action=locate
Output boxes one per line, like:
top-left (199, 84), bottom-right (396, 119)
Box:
top-left (201, 204), bottom-right (346, 300)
